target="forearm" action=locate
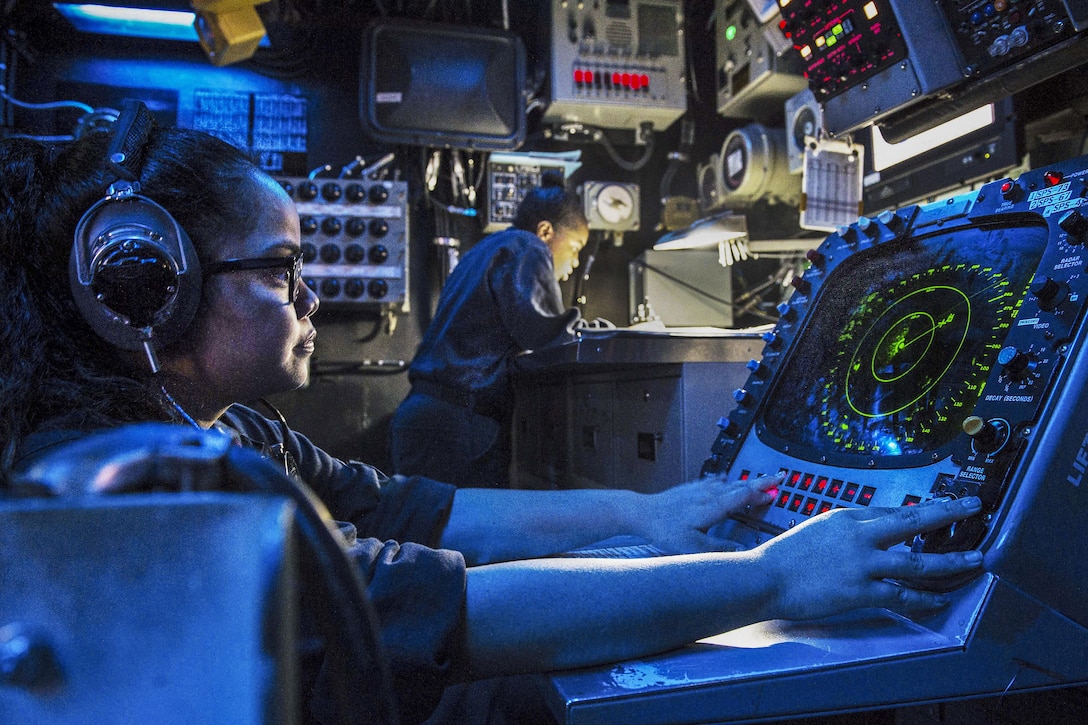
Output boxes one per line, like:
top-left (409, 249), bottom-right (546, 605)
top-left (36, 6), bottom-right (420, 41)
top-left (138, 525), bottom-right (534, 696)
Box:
top-left (460, 552), bottom-right (774, 678)
top-left (440, 488), bottom-right (644, 564)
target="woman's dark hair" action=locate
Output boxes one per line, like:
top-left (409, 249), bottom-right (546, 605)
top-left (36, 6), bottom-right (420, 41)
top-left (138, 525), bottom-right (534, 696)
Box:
top-left (0, 125), bottom-right (262, 461)
top-left (511, 170), bottom-right (587, 233)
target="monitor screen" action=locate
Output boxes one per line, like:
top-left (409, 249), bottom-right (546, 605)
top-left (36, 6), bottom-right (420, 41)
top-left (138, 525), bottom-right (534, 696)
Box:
top-left (759, 217), bottom-right (1048, 468)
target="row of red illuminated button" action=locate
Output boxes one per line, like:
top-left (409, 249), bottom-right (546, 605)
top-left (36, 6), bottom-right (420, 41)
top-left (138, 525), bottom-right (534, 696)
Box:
top-left (572, 69), bottom-right (652, 91)
top-left (739, 468), bottom-right (876, 516)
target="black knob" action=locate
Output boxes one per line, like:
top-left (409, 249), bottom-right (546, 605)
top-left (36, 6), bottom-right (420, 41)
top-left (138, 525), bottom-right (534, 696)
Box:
top-left (368, 185), bottom-right (390, 204)
top-left (368, 245), bottom-right (389, 264)
top-left (320, 278), bottom-right (341, 297)
top-left (368, 279), bottom-right (389, 298)
top-left (278, 180), bottom-right (294, 196)
top-left (1059, 208), bottom-right (1088, 242)
top-left (300, 216), bottom-right (319, 235)
top-left (346, 183), bottom-right (366, 202)
top-left (344, 278), bottom-right (367, 298)
top-left (321, 217), bottom-right (342, 235)
top-left (344, 244), bottom-right (366, 263)
top-left (297, 181), bottom-right (318, 201)
top-left (321, 182), bottom-right (342, 202)
top-left (301, 243), bottom-right (318, 263)
top-left (319, 244), bottom-right (341, 264)
top-left (962, 415), bottom-right (1005, 455)
top-left (997, 345), bottom-right (1036, 381)
top-left (346, 217), bottom-right (367, 237)
top-left (369, 220), bottom-right (389, 238)
top-left (1031, 274), bottom-right (1068, 310)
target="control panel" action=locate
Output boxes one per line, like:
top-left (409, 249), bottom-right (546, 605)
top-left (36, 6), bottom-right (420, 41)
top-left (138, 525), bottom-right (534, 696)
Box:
top-left (716, 0), bottom-right (807, 120)
top-left (276, 177), bottom-right (409, 308)
top-left (544, 0), bottom-right (688, 131)
top-left (937, 0), bottom-right (1078, 78)
top-left (704, 155), bottom-right (1088, 573)
top-left (779, 0), bottom-right (965, 133)
top-left (484, 161), bottom-right (567, 233)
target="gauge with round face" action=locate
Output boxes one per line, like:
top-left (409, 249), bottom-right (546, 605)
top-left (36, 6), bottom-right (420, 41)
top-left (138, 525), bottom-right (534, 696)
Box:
top-left (594, 183), bottom-right (636, 226)
top-left (759, 220), bottom-right (1049, 467)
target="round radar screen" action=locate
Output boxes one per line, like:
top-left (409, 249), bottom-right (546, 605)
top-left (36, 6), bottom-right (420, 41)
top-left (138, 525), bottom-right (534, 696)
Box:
top-left (759, 220), bottom-right (1049, 468)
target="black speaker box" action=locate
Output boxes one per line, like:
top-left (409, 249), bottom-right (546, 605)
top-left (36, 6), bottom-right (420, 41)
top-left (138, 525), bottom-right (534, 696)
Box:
top-left (359, 20), bottom-right (526, 151)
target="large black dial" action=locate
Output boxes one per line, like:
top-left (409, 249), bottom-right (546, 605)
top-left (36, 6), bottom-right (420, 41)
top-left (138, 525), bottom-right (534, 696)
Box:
top-left (760, 220), bottom-right (1049, 467)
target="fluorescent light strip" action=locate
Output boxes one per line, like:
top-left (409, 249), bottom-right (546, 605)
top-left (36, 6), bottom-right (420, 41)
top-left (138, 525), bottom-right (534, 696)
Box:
top-left (870, 104), bottom-right (996, 172)
top-left (53, 3), bottom-right (200, 42)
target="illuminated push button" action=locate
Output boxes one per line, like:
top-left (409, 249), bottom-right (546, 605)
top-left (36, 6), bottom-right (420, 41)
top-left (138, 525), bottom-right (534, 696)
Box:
top-left (827, 479), bottom-right (844, 497)
top-left (840, 482), bottom-right (859, 502)
top-left (788, 494), bottom-right (804, 512)
top-left (857, 486), bottom-right (875, 506)
top-left (1045, 170), bottom-right (1065, 187)
top-left (999, 179), bottom-right (1021, 201)
top-left (813, 476), bottom-right (829, 495)
top-left (802, 498), bottom-right (819, 516)
top-left (776, 490), bottom-right (791, 508)
top-left (1031, 274), bottom-right (1068, 310)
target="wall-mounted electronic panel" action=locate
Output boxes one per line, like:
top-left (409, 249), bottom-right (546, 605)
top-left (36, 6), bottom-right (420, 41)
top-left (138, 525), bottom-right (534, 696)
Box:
top-left (484, 161), bottom-right (568, 233)
top-left (860, 97), bottom-right (1021, 213)
top-left (779, 0), bottom-right (964, 134)
top-left (277, 177), bottom-right (409, 308)
top-left (715, 0), bottom-right (806, 121)
top-left (544, 0), bottom-right (687, 131)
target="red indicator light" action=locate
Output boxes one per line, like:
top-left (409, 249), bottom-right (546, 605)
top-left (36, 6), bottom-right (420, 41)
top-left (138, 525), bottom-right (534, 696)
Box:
top-left (640, 74), bottom-right (649, 88)
top-left (574, 69), bottom-right (584, 83)
top-left (803, 499), bottom-right (818, 516)
top-left (818, 501), bottom-right (833, 514)
top-left (1045, 170), bottom-right (1064, 186)
top-left (1000, 180), bottom-right (1014, 193)
top-left (612, 72), bottom-right (621, 86)
top-left (739, 470), bottom-right (750, 480)
top-left (630, 75), bottom-right (642, 90)
top-left (621, 72), bottom-right (631, 87)
top-left (814, 476), bottom-right (829, 494)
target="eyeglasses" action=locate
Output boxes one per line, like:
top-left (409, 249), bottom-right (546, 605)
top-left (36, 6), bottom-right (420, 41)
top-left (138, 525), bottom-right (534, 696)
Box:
top-left (204, 253), bottom-right (303, 303)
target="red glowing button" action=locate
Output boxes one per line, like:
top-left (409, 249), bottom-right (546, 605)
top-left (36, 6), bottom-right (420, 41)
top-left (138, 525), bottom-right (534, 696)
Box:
top-left (1045, 170), bottom-right (1065, 187)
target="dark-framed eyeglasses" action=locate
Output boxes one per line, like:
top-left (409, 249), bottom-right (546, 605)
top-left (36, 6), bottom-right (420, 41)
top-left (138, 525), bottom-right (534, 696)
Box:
top-left (204, 253), bottom-right (303, 303)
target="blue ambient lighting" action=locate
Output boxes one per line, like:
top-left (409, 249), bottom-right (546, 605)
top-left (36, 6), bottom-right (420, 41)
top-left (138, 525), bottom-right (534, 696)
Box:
top-left (53, 3), bottom-right (201, 42)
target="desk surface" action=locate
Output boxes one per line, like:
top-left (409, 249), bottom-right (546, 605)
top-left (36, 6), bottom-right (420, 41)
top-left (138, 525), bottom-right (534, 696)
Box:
top-left (517, 328), bottom-right (766, 369)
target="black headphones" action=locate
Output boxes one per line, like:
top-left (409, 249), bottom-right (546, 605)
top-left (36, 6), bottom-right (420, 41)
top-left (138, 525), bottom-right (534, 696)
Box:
top-left (69, 99), bottom-right (201, 372)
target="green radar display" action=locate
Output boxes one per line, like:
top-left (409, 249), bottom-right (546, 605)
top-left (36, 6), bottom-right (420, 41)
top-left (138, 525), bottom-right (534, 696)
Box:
top-left (760, 220), bottom-right (1049, 468)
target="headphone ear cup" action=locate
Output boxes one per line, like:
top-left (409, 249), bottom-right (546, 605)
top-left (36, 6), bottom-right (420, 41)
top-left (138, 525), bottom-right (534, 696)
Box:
top-left (70, 195), bottom-right (202, 352)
